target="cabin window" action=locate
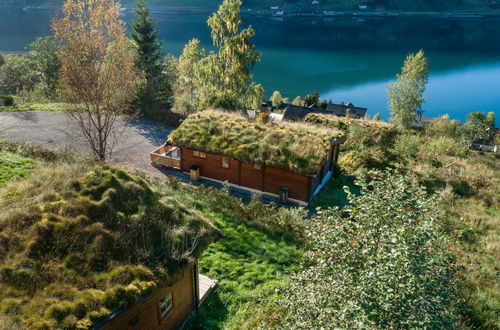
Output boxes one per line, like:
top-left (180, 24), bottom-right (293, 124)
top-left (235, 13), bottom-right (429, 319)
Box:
top-left (253, 163), bottom-right (261, 170)
top-left (159, 293), bottom-right (173, 318)
top-left (222, 157), bottom-right (229, 168)
top-left (193, 150), bottom-right (206, 159)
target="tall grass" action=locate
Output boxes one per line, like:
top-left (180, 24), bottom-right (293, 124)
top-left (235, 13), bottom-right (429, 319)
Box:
top-left (154, 181), bottom-right (306, 329)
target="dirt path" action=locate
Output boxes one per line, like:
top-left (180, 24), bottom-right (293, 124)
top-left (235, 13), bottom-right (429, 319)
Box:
top-left (0, 111), bottom-right (174, 175)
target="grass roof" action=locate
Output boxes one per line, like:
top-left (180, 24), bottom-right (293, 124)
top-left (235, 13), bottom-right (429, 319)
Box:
top-left (304, 113), bottom-right (395, 133)
top-left (168, 110), bottom-right (345, 175)
top-left (0, 163), bottom-right (217, 329)
top-left (304, 113), bottom-right (394, 131)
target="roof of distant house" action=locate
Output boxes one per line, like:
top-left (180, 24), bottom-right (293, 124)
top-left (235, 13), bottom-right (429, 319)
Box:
top-left (282, 104), bottom-right (314, 121)
top-left (326, 102), bottom-right (368, 119)
top-left (168, 110), bottom-right (345, 175)
top-left (411, 115), bottom-right (436, 127)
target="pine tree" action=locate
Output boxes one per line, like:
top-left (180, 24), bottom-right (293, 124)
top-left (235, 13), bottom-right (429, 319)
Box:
top-left (131, 0), bottom-right (167, 116)
top-left (387, 50), bottom-right (428, 129)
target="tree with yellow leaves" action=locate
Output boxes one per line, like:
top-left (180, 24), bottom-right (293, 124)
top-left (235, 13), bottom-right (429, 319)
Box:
top-left (53, 0), bottom-right (140, 160)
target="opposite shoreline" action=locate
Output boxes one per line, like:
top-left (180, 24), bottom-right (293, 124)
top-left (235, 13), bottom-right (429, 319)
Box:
top-left (2, 4), bottom-right (500, 19)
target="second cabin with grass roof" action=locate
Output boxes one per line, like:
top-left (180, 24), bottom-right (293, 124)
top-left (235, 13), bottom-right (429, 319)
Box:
top-left (0, 164), bottom-right (221, 330)
top-left (151, 110), bottom-right (346, 205)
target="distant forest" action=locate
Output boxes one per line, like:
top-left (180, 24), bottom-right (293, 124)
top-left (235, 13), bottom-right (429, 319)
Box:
top-left (5, 0), bottom-right (500, 12)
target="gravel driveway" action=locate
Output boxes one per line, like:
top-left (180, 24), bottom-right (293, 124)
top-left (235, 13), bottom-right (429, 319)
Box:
top-left (0, 111), bottom-right (174, 174)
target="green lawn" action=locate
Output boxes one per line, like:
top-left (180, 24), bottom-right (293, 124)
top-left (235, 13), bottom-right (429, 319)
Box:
top-left (0, 103), bottom-right (68, 112)
top-left (0, 152), bottom-right (36, 185)
top-left (308, 173), bottom-right (360, 210)
top-left (156, 183), bottom-right (304, 329)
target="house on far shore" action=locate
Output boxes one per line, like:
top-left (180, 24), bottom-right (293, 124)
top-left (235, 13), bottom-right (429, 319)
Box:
top-left (151, 110), bottom-right (346, 205)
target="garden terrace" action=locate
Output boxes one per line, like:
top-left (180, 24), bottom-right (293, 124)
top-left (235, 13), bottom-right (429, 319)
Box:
top-left (168, 110), bottom-right (345, 175)
top-left (0, 165), bottom-right (218, 329)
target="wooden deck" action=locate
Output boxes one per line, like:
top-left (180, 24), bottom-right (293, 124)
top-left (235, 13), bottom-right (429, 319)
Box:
top-left (199, 274), bottom-right (217, 305)
top-left (150, 144), bottom-right (181, 169)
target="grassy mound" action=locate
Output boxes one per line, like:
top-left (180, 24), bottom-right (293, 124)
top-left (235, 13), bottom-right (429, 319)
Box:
top-left (168, 110), bottom-right (344, 175)
top-left (0, 165), bottom-right (217, 329)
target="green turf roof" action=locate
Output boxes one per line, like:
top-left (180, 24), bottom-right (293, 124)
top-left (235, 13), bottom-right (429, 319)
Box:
top-left (0, 165), bottom-right (217, 329)
top-left (168, 110), bottom-right (345, 175)
top-left (304, 113), bottom-right (395, 133)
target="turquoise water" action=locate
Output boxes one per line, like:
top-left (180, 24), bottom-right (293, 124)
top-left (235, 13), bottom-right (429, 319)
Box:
top-left (0, 7), bottom-right (499, 123)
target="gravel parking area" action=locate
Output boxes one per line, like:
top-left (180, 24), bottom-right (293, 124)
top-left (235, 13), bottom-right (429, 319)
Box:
top-left (0, 111), bottom-right (174, 174)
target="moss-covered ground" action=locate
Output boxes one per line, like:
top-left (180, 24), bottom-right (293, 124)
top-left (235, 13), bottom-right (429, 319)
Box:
top-left (0, 141), bottom-right (305, 329)
top-left (0, 145), bottom-right (218, 329)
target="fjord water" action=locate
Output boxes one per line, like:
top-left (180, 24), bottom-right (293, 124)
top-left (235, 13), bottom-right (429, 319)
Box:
top-left (0, 6), bottom-right (499, 123)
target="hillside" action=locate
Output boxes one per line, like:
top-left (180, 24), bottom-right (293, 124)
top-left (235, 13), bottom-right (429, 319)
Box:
top-left (0, 140), bottom-right (306, 329)
top-left (6, 0), bottom-right (500, 12)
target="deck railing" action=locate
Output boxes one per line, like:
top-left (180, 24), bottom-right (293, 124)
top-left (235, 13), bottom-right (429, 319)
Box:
top-left (150, 144), bottom-right (181, 169)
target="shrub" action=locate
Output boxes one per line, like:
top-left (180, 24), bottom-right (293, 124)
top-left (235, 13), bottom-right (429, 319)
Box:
top-left (425, 115), bottom-right (461, 139)
top-left (419, 136), bottom-right (468, 158)
top-left (394, 133), bottom-right (424, 161)
top-left (256, 111), bottom-right (270, 123)
top-left (0, 95), bottom-right (14, 106)
top-left (278, 173), bottom-right (458, 328)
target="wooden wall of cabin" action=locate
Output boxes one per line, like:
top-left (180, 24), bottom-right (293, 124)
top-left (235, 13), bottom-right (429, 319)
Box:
top-left (263, 166), bottom-right (310, 201)
top-left (240, 161), bottom-right (264, 190)
top-left (180, 148), bottom-right (311, 202)
top-left (308, 143), bottom-right (343, 198)
top-left (181, 148), bottom-right (240, 184)
top-left (98, 266), bottom-right (196, 330)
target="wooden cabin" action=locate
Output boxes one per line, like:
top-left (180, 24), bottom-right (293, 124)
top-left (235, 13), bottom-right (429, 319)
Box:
top-left (97, 261), bottom-right (217, 330)
top-left (151, 110), bottom-right (346, 205)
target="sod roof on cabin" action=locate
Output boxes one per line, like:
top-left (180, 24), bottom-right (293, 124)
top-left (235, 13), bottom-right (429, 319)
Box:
top-left (168, 110), bottom-right (345, 175)
top-left (304, 113), bottom-right (395, 133)
top-left (0, 165), bottom-right (217, 329)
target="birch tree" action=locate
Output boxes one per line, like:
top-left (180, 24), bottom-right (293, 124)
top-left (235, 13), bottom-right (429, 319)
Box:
top-left (388, 50), bottom-right (429, 129)
top-left (198, 0), bottom-right (261, 111)
top-left (53, 0), bottom-right (139, 160)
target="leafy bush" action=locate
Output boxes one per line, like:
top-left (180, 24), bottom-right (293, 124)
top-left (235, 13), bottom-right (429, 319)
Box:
top-left (419, 136), bottom-right (468, 159)
top-left (394, 132), bottom-right (424, 161)
top-left (425, 115), bottom-right (461, 139)
top-left (255, 111), bottom-right (270, 123)
top-left (0, 95), bottom-right (14, 106)
top-left (278, 173), bottom-right (458, 328)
